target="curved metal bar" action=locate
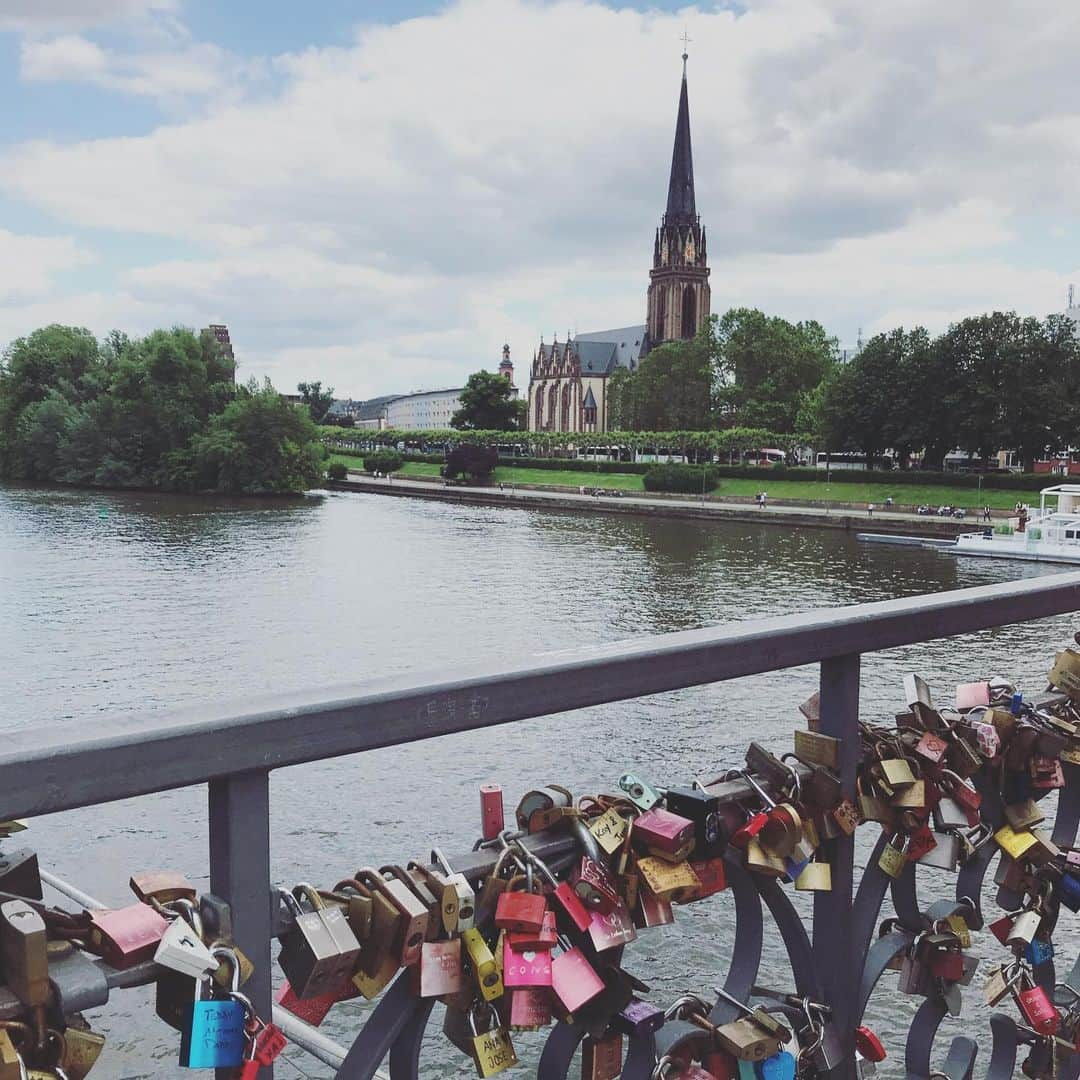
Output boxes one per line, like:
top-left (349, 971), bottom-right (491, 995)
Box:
top-left (851, 833), bottom-right (893, 966)
top-left (1053, 763), bottom-right (1080, 848)
top-left (537, 1019), bottom-right (585, 1080)
top-left (940, 1036), bottom-right (978, 1080)
top-left (857, 930), bottom-right (912, 1025)
top-left (387, 997), bottom-right (435, 1080)
top-left (891, 859), bottom-right (925, 930)
top-left (982, 1013), bottom-right (1020, 1080)
top-left (336, 972), bottom-right (422, 1080)
top-left (755, 876), bottom-right (820, 999)
top-left (621, 1030), bottom-right (659, 1080)
top-left (707, 853), bottom-right (764, 1025)
top-left (953, 839), bottom-right (996, 931)
top-left (972, 771), bottom-right (1004, 831)
top-left (654, 1017), bottom-right (708, 1061)
top-left (904, 995), bottom-right (948, 1079)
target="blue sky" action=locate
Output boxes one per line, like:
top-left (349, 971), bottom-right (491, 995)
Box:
top-left (2, 0), bottom-right (1079, 398)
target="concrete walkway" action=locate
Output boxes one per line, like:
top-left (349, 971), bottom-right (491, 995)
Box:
top-left (332, 471), bottom-right (973, 538)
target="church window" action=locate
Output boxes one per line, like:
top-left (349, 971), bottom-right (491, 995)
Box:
top-left (561, 384), bottom-right (572, 430)
top-left (681, 285), bottom-right (696, 339)
top-left (534, 389), bottom-right (543, 429)
top-left (548, 384), bottom-right (558, 429)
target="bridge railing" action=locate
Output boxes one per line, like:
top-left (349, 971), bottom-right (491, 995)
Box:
top-left (6, 570), bottom-right (1080, 1079)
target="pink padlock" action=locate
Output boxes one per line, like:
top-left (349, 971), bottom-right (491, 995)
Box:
top-left (970, 720), bottom-right (1001, 759)
top-left (87, 903), bottom-right (169, 969)
top-left (551, 945), bottom-right (605, 1012)
top-left (588, 902), bottom-right (637, 952)
top-left (503, 938), bottom-right (553, 988)
top-left (632, 807), bottom-right (695, 854)
top-left (956, 681), bottom-right (990, 709)
top-left (509, 987), bottom-right (552, 1029)
top-left (414, 938), bottom-right (464, 997)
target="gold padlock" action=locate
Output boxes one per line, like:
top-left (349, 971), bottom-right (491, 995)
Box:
top-left (469, 1004), bottom-right (518, 1077)
top-left (794, 858), bottom-right (832, 892)
top-left (635, 855), bottom-right (701, 901)
top-left (994, 824), bottom-right (1038, 860)
top-left (878, 834), bottom-right (908, 878)
top-left (878, 757), bottom-right (916, 789)
top-left (744, 838), bottom-right (785, 878)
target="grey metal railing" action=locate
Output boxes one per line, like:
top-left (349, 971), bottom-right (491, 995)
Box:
top-left (6, 570), bottom-right (1080, 1079)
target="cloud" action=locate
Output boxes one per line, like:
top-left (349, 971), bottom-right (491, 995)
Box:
top-left (0, 230), bottom-right (94, 303)
top-left (0, 0), bottom-right (176, 32)
top-left (2, 0), bottom-right (1080, 392)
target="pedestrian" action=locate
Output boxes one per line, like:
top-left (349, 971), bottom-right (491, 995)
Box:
top-left (761, 491), bottom-right (767, 509)
top-left (756, 491), bottom-right (763, 509)
top-left (579, 485), bottom-right (585, 495)
top-left (884, 496), bottom-right (894, 508)
top-left (983, 504), bottom-right (992, 522)
top-left (868, 503), bottom-right (875, 517)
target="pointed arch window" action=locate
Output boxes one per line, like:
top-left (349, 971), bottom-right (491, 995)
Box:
top-left (534, 387), bottom-right (543, 429)
top-left (561, 383), bottom-right (572, 430)
top-left (681, 285), bottom-right (696, 339)
top-left (547, 384), bottom-right (558, 430)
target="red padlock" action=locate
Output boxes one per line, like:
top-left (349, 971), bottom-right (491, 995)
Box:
top-left (494, 880), bottom-right (547, 934)
top-left (988, 914), bottom-right (1015, 946)
top-left (274, 977), bottom-right (358, 1026)
top-left (569, 856), bottom-right (621, 914)
top-left (503, 937), bottom-right (553, 988)
top-left (906, 825), bottom-right (938, 863)
top-left (729, 809), bottom-right (769, 850)
top-left (688, 858), bottom-right (727, 899)
top-left (508, 910), bottom-right (558, 951)
top-left (480, 784), bottom-right (504, 841)
top-left (1016, 980), bottom-right (1060, 1035)
top-left (551, 880), bottom-right (592, 934)
top-left (87, 903), bottom-right (169, 969)
top-left (587, 902), bottom-right (637, 952)
top-left (915, 732), bottom-right (949, 764)
top-left (928, 949), bottom-right (965, 982)
top-left (854, 1025), bottom-right (887, 1062)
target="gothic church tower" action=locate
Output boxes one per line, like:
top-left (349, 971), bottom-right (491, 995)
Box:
top-left (646, 54), bottom-right (710, 345)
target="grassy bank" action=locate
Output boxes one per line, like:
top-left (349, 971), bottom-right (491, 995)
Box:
top-left (328, 452), bottom-right (1038, 509)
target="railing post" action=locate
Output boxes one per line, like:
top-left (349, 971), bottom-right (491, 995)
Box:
top-left (209, 770), bottom-right (273, 1079)
top-left (814, 653), bottom-right (861, 1079)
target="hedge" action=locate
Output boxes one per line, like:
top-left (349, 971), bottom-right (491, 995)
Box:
top-left (643, 464), bottom-right (719, 494)
top-left (363, 449), bottom-right (405, 474)
top-left (326, 461), bottom-right (348, 480)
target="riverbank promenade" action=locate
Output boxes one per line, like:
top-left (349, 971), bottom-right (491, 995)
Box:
top-left (333, 470), bottom-right (970, 537)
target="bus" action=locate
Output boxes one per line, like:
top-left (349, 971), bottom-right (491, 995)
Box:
top-left (815, 452), bottom-right (894, 471)
top-left (742, 448), bottom-right (787, 467)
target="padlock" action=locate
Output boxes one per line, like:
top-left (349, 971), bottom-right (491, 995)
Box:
top-left (522, 849), bottom-right (592, 934)
top-left (57, 1019), bottom-right (106, 1080)
top-left (588, 902), bottom-right (637, 951)
top-left (380, 865), bottom-right (441, 942)
top-left (508, 910), bottom-right (557, 951)
top-left (0, 1025), bottom-right (28, 1080)
top-left (969, 719), bottom-right (1001, 758)
top-left (153, 915), bottom-right (219, 980)
top-left (831, 798), bottom-right (862, 835)
top-left (349, 882), bottom-right (401, 999)
top-left (983, 963), bottom-right (1016, 1007)
top-left (688, 857), bottom-right (727, 899)
top-left (1024, 938), bottom-right (1054, 967)
top-left (494, 875), bottom-right (547, 934)
top-left (905, 824), bottom-right (938, 863)
top-left (995, 824), bottom-right (1038, 859)
top-left (502, 937), bottom-right (553, 988)
top-left (877, 834), bottom-right (908, 878)
top-left (944, 913), bottom-right (972, 949)
top-left (756, 1051), bottom-right (797, 1080)
top-left (614, 997), bottom-right (665, 1036)
top-left (550, 943), bottom-right (605, 1013)
top-left (0, 901), bottom-right (49, 1010)
top-left (714, 1018), bottom-right (779, 1062)
top-left (957, 680), bottom-right (991, 709)
top-left (274, 977), bottom-right (358, 1026)
top-left (569, 856), bottom-right (621, 913)
top-left (588, 808), bottom-right (630, 855)
top-left (277, 883), bottom-right (362, 999)
top-left (467, 1002), bottom-right (518, 1078)
top-left (178, 948), bottom-right (248, 1068)
top-left (515, 785), bottom-right (573, 829)
top-left (1007, 908), bottom-right (1043, 948)
top-left (429, 849), bottom-right (478, 932)
top-left (854, 1026), bottom-right (886, 1063)
top-left (793, 730), bottom-right (841, 769)
top-left (1030, 755), bottom-right (1065, 790)
top-left (634, 885), bottom-right (674, 928)
top-left (1005, 799), bottom-right (1046, 831)
top-left (794, 857), bottom-right (832, 891)
top-left (933, 796), bottom-right (970, 831)
top-left (1015, 976), bottom-right (1061, 1036)
top-left (129, 871), bottom-right (197, 905)
top-left (856, 776), bottom-right (892, 825)
top-left (414, 937), bottom-right (464, 997)
top-left (0, 850), bottom-right (42, 902)
top-left (581, 1032), bottom-right (622, 1080)
top-left (618, 772), bottom-right (660, 811)
top-left (460, 928), bottom-right (503, 1002)
top-left (635, 855), bottom-right (700, 902)
top-left (914, 730), bottom-right (949, 764)
top-left (633, 807), bottom-right (696, 855)
top-left (480, 784), bottom-right (505, 841)
top-left (917, 831), bottom-right (961, 871)
top-left (355, 867), bottom-right (427, 967)
top-left (236, 1016), bottom-right (288, 1079)
top-left (87, 902), bottom-right (169, 969)
top-left (664, 786), bottom-right (724, 857)
top-left (1058, 872), bottom-right (1080, 912)
top-left (508, 987), bottom-right (551, 1030)
top-left (745, 838), bottom-right (786, 877)
top-left (324, 878), bottom-right (374, 941)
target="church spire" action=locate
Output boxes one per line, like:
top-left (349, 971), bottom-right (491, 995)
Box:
top-left (664, 49), bottom-right (696, 225)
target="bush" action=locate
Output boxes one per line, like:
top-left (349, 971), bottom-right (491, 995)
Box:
top-left (443, 443), bottom-right (498, 481)
top-left (363, 449), bottom-right (404, 474)
top-left (327, 461), bottom-right (347, 480)
top-left (643, 464), bottom-right (719, 493)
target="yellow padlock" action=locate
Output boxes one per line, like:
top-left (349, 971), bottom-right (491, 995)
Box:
top-left (994, 824), bottom-right (1038, 859)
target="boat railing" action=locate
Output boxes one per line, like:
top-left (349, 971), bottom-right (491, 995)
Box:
top-left (5, 572), bottom-right (1080, 1078)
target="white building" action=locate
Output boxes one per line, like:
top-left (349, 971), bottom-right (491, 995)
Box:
top-left (1067, 284), bottom-right (1080, 329)
top-left (384, 388), bottom-right (463, 430)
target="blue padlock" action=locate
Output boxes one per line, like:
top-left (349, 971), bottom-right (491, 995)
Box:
top-left (1058, 872), bottom-right (1080, 913)
top-left (1010, 692), bottom-right (1024, 716)
top-left (757, 1051), bottom-right (797, 1080)
top-left (1024, 938), bottom-right (1055, 966)
top-left (179, 946), bottom-right (247, 1069)
top-left (784, 855), bottom-right (810, 881)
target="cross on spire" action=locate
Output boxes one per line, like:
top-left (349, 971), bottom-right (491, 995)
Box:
top-left (680, 28), bottom-right (691, 75)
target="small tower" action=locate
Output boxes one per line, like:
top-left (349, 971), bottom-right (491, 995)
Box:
top-left (646, 49), bottom-right (711, 346)
top-left (499, 343), bottom-right (514, 385)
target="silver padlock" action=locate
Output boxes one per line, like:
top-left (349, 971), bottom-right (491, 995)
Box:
top-left (1007, 908), bottom-right (1042, 948)
top-left (153, 917), bottom-right (219, 980)
top-left (430, 849), bottom-right (477, 932)
top-left (958, 953), bottom-right (980, 986)
top-left (933, 796), bottom-right (970, 831)
top-left (812, 1018), bottom-right (846, 1072)
top-left (856, 1055), bottom-right (878, 1079)
top-left (917, 831), bottom-right (962, 871)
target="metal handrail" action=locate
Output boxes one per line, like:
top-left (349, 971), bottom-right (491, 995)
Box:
top-left (9, 569), bottom-right (1080, 1080)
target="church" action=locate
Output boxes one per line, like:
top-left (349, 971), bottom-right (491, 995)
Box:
top-left (527, 55), bottom-right (711, 433)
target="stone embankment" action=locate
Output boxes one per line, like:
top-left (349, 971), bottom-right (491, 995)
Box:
top-left (329, 472), bottom-right (971, 538)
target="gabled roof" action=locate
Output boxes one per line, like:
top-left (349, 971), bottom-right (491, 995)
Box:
top-left (582, 385), bottom-right (597, 409)
top-left (576, 325), bottom-right (648, 371)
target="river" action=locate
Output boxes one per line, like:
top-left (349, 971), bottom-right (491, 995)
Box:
top-left (0, 483), bottom-right (1076, 1078)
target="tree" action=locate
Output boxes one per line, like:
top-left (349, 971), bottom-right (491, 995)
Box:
top-left (714, 308), bottom-right (837, 432)
top-left (451, 371), bottom-right (523, 430)
top-left (606, 322), bottom-right (715, 431)
top-left (443, 443), bottom-right (498, 480)
top-left (176, 379), bottom-right (325, 494)
top-left (297, 381), bottom-right (335, 424)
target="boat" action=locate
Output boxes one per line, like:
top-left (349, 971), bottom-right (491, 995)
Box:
top-left (860, 484), bottom-right (1080, 564)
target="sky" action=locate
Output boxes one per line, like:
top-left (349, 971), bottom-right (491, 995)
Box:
top-left (2, 0), bottom-right (1080, 400)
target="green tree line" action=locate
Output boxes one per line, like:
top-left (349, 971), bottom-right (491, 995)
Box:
top-left (0, 324), bottom-right (326, 493)
top-left (604, 307), bottom-right (1080, 470)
